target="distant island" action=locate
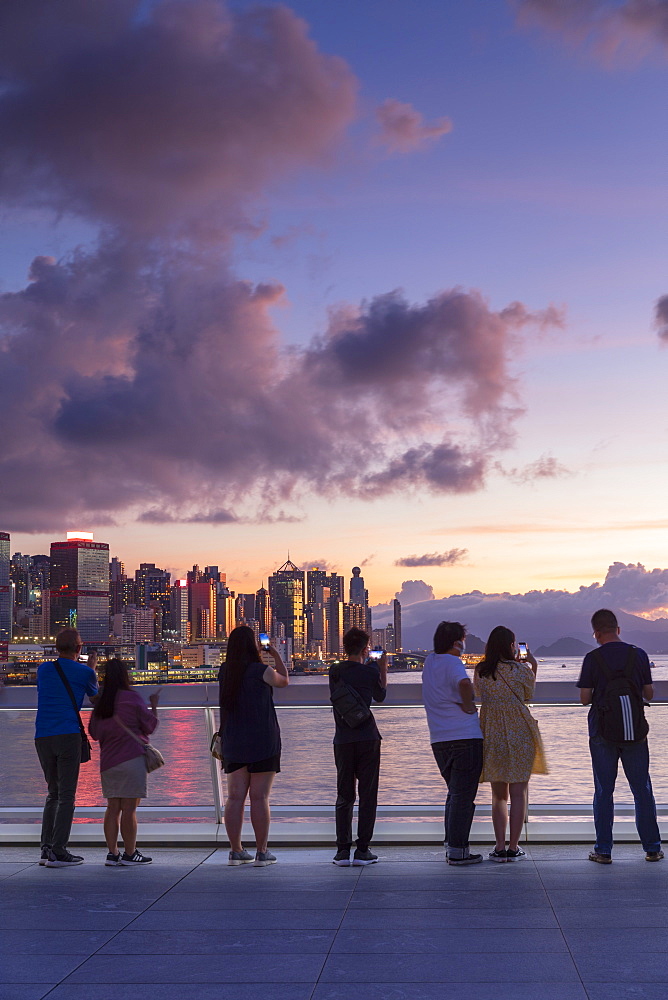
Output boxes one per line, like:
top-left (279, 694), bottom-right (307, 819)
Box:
top-left (534, 637), bottom-right (594, 657)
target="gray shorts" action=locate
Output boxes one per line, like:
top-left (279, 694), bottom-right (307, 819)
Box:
top-left (101, 755), bottom-right (147, 799)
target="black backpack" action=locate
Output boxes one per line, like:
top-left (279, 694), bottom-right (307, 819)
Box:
top-left (595, 645), bottom-right (649, 744)
top-left (329, 665), bottom-right (371, 729)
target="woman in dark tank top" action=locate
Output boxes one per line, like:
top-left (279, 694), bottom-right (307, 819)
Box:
top-left (218, 625), bottom-right (289, 867)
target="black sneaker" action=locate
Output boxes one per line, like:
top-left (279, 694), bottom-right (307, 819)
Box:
top-left (45, 850), bottom-right (84, 868)
top-left (352, 848), bottom-right (378, 866)
top-left (332, 849), bottom-right (351, 867)
top-left (646, 850), bottom-right (664, 862)
top-left (119, 850), bottom-right (152, 865)
top-left (105, 852), bottom-right (122, 866)
top-left (447, 853), bottom-right (483, 866)
top-left (588, 851), bottom-right (612, 864)
top-left (488, 848), bottom-right (507, 863)
top-left (505, 847), bottom-right (526, 861)
top-left (39, 847), bottom-right (51, 866)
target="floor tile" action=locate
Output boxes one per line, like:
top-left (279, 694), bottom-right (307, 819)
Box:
top-left (0, 955), bottom-right (86, 984)
top-left (563, 927), bottom-right (668, 952)
top-left (331, 926), bottom-right (568, 953)
top-left (149, 889), bottom-right (352, 909)
top-left (575, 952), bottom-right (668, 983)
top-left (98, 928), bottom-right (336, 955)
top-left (64, 953), bottom-right (326, 983)
top-left (128, 908), bottom-right (343, 930)
top-left (0, 909), bottom-right (138, 930)
top-left (320, 952), bottom-right (581, 983)
top-left (0, 988), bottom-right (55, 1000)
top-left (348, 888), bottom-right (549, 908)
top-left (584, 987), bottom-right (668, 1000)
top-left (341, 907), bottom-right (559, 929)
top-left (0, 929), bottom-right (116, 955)
top-left (553, 906), bottom-right (668, 929)
top-left (47, 986), bottom-right (312, 1000)
top-left (0, 862), bottom-right (36, 877)
top-left (312, 986), bottom-right (589, 1000)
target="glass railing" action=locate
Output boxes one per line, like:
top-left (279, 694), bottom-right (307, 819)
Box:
top-left (2, 681), bottom-right (667, 843)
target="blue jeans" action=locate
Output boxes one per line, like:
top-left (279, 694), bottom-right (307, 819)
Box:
top-left (589, 735), bottom-right (661, 854)
top-left (432, 739), bottom-right (483, 859)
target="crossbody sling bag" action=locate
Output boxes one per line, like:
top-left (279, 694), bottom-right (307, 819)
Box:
top-left (114, 714), bottom-right (166, 773)
top-left (329, 664), bottom-right (372, 729)
top-left (54, 662), bottom-right (92, 763)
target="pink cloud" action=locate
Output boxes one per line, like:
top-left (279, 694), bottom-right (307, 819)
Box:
top-left (374, 99), bottom-right (453, 153)
top-left (515, 0), bottom-right (668, 60)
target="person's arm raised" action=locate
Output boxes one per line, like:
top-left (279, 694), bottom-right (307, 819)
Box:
top-left (263, 646), bottom-right (289, 688)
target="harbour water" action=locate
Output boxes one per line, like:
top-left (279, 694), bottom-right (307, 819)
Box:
top-left (2, 658), bottom-right (668, 820)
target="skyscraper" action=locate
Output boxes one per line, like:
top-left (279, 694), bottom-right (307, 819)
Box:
top-left (349, 566), bottom-right (372, 633)
top-left (190, 578), bottom-right (217, 640)
top-left (393, 598), bottom-right (402, 652)
top-left (269, 558), bottom-right (305, 658)
top-left (50, 532), bottom-right (109, 642)
top-left (254, 586), bottom-right (272, 637)
top-left (170, 579), bottom-right (189, 641)
top-left (0, 532), bottom-right (11, 642)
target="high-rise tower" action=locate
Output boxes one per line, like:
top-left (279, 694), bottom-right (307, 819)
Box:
top-left (0, 532), bottom-right (11, 642)
top-left (269, 558), bottom-right (305, 659)
top-left (50, 532), bottom-right (109, 642)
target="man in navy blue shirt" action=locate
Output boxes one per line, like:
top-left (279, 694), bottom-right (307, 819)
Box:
top-left (329, 627), bottom-right (387, 866)
top-left (35, 628), bottom-right (98, 867)
top-left (577, 608), bottom-right (662, 864)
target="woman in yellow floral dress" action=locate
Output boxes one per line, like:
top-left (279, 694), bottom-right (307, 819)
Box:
top-left (475, 626), bottom-right (547, 862)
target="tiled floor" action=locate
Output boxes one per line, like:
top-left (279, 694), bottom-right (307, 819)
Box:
top-left (0, 843), bottom-right (666, 999)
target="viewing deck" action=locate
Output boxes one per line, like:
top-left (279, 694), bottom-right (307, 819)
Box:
top-left (1, 844), bottom-right (666, 1000)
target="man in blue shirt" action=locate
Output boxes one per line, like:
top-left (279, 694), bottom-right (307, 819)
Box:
top-left (577, 608), bottom-right (662, 864)
top-left (35, 628), bottom-right (98, 867)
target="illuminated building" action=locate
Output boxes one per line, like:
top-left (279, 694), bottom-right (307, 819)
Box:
top-left (50, 532), bottom-right (109, 643)
top-left (0, 532), bottom-right (11, 642)
top-left (269, 558), bottom-right (305, 658)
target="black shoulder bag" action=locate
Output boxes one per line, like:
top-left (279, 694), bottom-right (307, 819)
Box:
top-left (54, 662), bottom-right (92, 763)
top-left (329, 665), bottom-right (372, 729)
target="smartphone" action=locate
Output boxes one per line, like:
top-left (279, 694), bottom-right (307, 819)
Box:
top-left (517, 642), bottom-right (528, 661)
top-left (78, 653), bottom-right (89, 663)
top-left (368, 650), bottom-right (383, 660)
top-left (259, 633), bottom-right (270, 649)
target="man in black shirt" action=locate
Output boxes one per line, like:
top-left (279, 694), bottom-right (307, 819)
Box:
top-left (329, 627), bottom-right (387, 866)
top-left (577, 608), bottom-right (662, 864)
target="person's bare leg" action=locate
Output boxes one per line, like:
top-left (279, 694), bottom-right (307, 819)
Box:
top-left (225, 769), bottom-right (251, 852)
top-left (491, 782), bottom-right (509, 851)
top-left (508, 782), bottom-right (528, 851)
top-left (119, 797), bottom-right (139, 855)
top-left (249, 771), bottom-right (276, 853)
top-left (104, 798), bottom-right (122, 854)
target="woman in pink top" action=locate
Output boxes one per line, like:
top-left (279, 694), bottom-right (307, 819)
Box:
top-left (89, 659), bottom-right (160, 866)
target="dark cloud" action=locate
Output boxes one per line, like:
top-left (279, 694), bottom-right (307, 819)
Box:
top-left (0, 0), bottom-right (356, 235)
top-left (371, 579), bottom-right (436, 621)
top-left (395, 549), bottom-right (468, 568)
top-left (656, 295), bottom-right (668, 342)
top-left (139, 508), bottom-right (238, 525)
top-left (0, 0), bottom-right (563, 531)
top-left (374, 99), bottom-right (452, 153)
top-left (515, 0), bottom-right (668, 58)
top-left (391, 561), bottom-right (668, 647)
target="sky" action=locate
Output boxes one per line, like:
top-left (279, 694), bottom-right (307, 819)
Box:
top-left (1, 0), bottom-right (668, 620)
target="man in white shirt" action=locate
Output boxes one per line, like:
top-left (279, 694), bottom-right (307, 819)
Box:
top-left (422, 621), bottom-right (483, 865)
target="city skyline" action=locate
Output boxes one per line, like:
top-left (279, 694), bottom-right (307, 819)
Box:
top-left (2, 2), bottom-right (668, 618)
